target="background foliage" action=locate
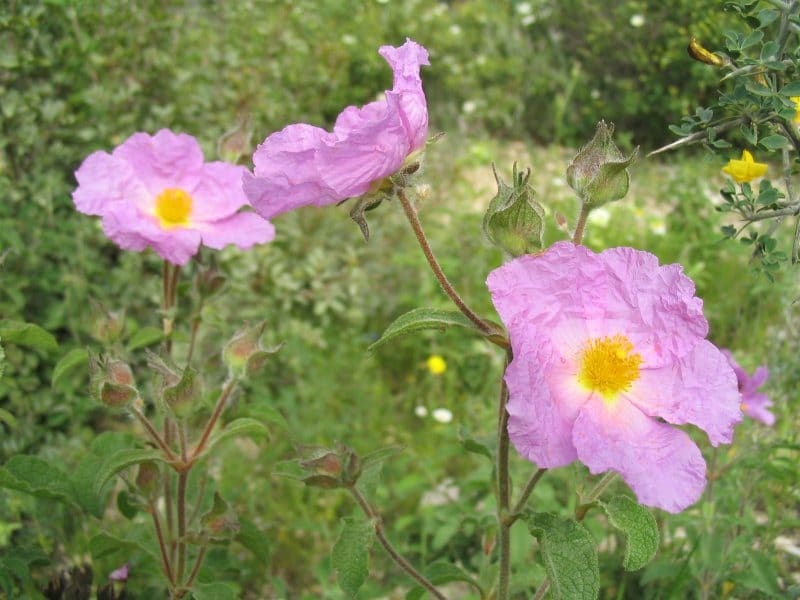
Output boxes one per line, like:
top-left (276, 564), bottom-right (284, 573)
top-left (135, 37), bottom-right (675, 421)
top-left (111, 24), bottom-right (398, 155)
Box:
top-left (1, 0), bottom-right (798, 598)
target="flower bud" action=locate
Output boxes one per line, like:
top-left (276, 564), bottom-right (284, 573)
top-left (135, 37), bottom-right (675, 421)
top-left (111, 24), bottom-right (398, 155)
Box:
top-left (135, 461), bottom-right (160, 496)
top-left (222, 322), bottom-right (280, 379)
top-left (89, 354), bottom-right (139, 408)
top-left (567, 121), bottom-right (638, 207)
top-left (162, 366), bottom-right (201, 419)
top-left (201, 492), bottom-right (240, 542)
top-left (89, 301), bottom-right (126, 344)
top-left (195, 264), bottom-right (227, 299)
top-left (483, 163), bottom-right (545, 256)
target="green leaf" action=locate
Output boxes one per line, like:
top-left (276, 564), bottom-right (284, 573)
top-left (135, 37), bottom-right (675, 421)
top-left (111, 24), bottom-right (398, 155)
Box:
top-left (760, 40), bottom-right (779, 61)
top-left (369, 308), bottom-right (498, 352)
top-left (361, 445), bottom-right (404, 470)
top-left (736, 549), bottom-right (782, 597)
top-left (779, 81), bottom-right (800, 96)
top-left (406, 561), bottom-right (483, 600)
top-left (93, 448), bottom-right (165, 499)
top-left (198, 417), bottom-right (269, 459)
top-left (126, 326), bottom-right (164, 351)
top-left (0, 320), bottom-right (57, 352)
top-left (0, 408), bottom-right (17, 429)
top-left (526, 512), bottom-right (599, 600)
top-left (332, 517), bottom-right (375, 598)
top-left (51, 347), bottom-right (89, 388)
top-left (759, 134), bottom-right (790, 150)
top-left (236, 517), bottom-right (271, 561)
top-left (192, 582), bottom-right (238, 600)
top-left (599, 496), bottom-right (659, 571)
top-left (72, 432), bottom-right (139, 517)
top-left (89, 531), bottom-right (158, 564)
top-left (0, 455), bottom-right (79, 509)
top-left (458, 426), bottom-right (495, 462)
top-left (741, 29), bottom-right (763, 49)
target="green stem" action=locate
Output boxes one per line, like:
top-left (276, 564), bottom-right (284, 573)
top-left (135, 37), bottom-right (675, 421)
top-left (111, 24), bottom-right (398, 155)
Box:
top-left (349, 485), bottom-right (447, 600)
top-left (149, 501), bottom-right (175, 586)
top-left (176, 470), bottom-right (188, 584)
top-left (572, 204), bottom-right (591, 245)
top-left (506, 468), bottom-right (547, 526)
top-left (396, 187), bottom-right (494, 336)
top-left (183, 543), bottom-right (208, 591)
top-left (191, 379), bottom-right (236, 461)
top-left (496, 349), bottom-right (512, 599)
top-left (164, 420), bottom-right (176, 566)
top-left (129, 407), bottom-right (180, 463)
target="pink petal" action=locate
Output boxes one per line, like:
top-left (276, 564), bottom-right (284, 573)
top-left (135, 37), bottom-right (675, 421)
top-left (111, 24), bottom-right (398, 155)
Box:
top-left (743, 392), bottom-right (775, 425)
top-left (190, 162), bottom-right (252, 222)
top-left (626, 340), bottom-right (742, 446)
top-left (73, 151), bottom-right (150, 215)
top-left (599, 246), bottom-right (708, 366)
top-left (573, 398), bottom-right (706, 513)
top-left (101, 203), bottom-right (201, 266)
top-left (317, 93), bottom-right (410, 197)
top-left (244, 124), bottom-right (338, 219)
top-left (197, 211), bottom-right (276, 250)
top-left (379, 39), bottom-right (430, 150)
top-left (505, 329), bottom-right (588, 467)
top-left (113, 129), bottom-right (204, 197)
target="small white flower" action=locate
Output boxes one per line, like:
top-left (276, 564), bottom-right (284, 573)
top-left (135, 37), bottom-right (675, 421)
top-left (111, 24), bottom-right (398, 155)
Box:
top-left (449, 24), bottom-right (462, 36)
top-left (521, 15), bottom-right (536, 26)
top-left (590, 89), bottom-right (601, 100)
top-left (341, 34), bottom-right (356, 46)
top-left (649, 219), bottom-right (666, 236)
top-left (630, 14), bottom-right (645, 27)
top-left (516, 2), bottom-right (533, 15)
top-left (432, 408), bottom-right (453, 424)
top-left (551, 176), bottom-right (565, 187)
top-left (414, 405), bottom-right (428, 418)
top-left (462, 100), bottom-right (478, 114)
top-left (588, 207), bottom-right (611, 228)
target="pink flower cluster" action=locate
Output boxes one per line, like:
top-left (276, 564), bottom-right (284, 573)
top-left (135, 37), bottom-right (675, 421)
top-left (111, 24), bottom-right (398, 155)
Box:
top-left (487, 242), bottom-right (742, 513)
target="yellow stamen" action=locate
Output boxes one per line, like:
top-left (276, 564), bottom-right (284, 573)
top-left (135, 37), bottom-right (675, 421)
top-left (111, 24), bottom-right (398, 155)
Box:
top-left (154, 188), bottom-right (193, 228)
top-left (577, 334), bottom-right (642, 401)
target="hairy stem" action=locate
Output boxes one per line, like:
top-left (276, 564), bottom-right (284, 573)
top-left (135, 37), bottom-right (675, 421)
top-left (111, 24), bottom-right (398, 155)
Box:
top-left (397, 187), bottom-right (494, 335)
top-left (164, 420), bottom-right (176, 566)
top-left (176, 470), bottom-right (188, 584)
top-left (349, 485), bottom-right (446, 600)
top-left (129, 406), bottom-right (179, 463)
top-left (183, 543), bottom-right (208, 591)
top-left (506, 468), bottom-right (547, 526)
top-left (149, 501), bottom-right (175, 586)
top-left (572, 204), bottom-right (591, 245)
top-left (191, 379), bottom-right (236, 461)
top-left (496, 349), bottom-right (512, 599)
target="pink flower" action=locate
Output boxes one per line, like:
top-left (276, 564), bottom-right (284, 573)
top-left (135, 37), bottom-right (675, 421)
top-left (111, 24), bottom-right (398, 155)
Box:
top-left (486, 242), bottom-right (742, 513)
top-left (721, 350), bottom-right (774, 425)
top-left (243, 39), bottom-right (429, 219)
top-left (73, 129), bottom-right (275, 265)
top-left (108, 563), bottom-right (129, 582)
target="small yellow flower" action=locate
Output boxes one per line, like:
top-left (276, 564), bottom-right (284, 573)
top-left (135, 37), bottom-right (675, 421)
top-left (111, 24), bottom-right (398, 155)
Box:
top-left (722, 150), bottom-right (768, 183)
top-left (426, 355), bottom-right (447, 375)
top-left (791, 96), bottom-right (800, 125)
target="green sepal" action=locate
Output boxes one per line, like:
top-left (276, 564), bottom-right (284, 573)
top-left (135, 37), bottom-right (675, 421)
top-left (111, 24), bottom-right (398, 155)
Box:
top-left (483, 163), bottom-right (545, 256)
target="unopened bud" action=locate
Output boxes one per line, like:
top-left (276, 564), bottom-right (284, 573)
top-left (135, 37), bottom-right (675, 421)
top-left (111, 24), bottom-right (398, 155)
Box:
top-left (162, 366), bottom-right (201, 418)
top-left (90, 302), bottom-right (126, 344)
top-left (136, 461), bottom-right (160, 496)
top-left (201, 493), bottom-right (240, 541)
top-left (222, 322), bottom-right (280, 378)
top-left (483, 163), bottom-right (545, 257)
top-left (567, 121), bottom-right (638, 207)
top-left (90, 354), bottom-right (138, 408)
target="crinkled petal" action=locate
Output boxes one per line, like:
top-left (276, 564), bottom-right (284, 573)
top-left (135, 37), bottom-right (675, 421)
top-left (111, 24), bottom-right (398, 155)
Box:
top-left (378, 39), bottom-right (430, 149)
top-left (244, 123), bottom-right (339, 219)
top-left (190, 162), bottom-right (252, 221)
top-left (505, 329), bottom-right (589, 467)
top-left (113, 129), bottom-right (204, 197)
top-left (743, 392), bottom-right (775, 425)
top-left (745, 365), bottom-right (769, 392)
top-left (73, 151), bottom-right (150, 215)
top-left (573, 399), bottom-right (706, 513)
top-left (626, 340), bottom-right (741, 446)
top-left (318, 93), bottom-right (410, 197)
top-left (599, 246), bottom-right (708, 365)
top-left (196, 211), bottom-right (275, 251)
top-left (101, 203), bottom-right (201, 266)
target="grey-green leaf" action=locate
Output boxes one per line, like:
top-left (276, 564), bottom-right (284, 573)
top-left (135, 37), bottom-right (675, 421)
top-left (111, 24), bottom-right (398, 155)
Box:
top-left (197, 417), bottom-right (269, 460)
top-left (93, 448), bottom-right (166, 499)
top-left (0, 320), bottom-right (57, 352)
top-left (332, 517), bottom-right (375, 598)
top-left (52, 348), bottom-right (89, 388)
top-left (192, 582), bottom-right (238, 600)
top-left (599, 495), bottom-right (659, 571)
top-left (126, 326), bottom-right (164, 351)
top-left (369, 308), bottom-right (496, 352)
top-left (526, 512), bottom-right (599, 600)
top-left (759, 134), bottom-right (789, 150)
top-left (361, 445), bottom-right (404, 470)
top-left (0, 455), bottom-right (79, 509)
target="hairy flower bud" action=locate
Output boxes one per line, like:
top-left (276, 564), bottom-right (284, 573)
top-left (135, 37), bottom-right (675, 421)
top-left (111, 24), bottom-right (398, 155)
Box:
top-left (201, 492), bottom-right (240, 542)
top-left (162, 365), bottom-right (201, 418)
top-left (567, 121), bottom-right (638, 208)
top-left (222, 322), bottom-right (280, 378)
top-left (483, 163), bottom-right (545, 256)
top-left (89, 354), bottom-right (139, 408)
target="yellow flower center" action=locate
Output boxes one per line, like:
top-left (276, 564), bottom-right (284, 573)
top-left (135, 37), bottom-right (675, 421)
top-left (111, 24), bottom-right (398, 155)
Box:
top-left (154, 188), bottom-right (193, 228)
top-left (426, 355), bottom-right (447, 375)
top-left (577, 334), bottom-right (642, 401)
